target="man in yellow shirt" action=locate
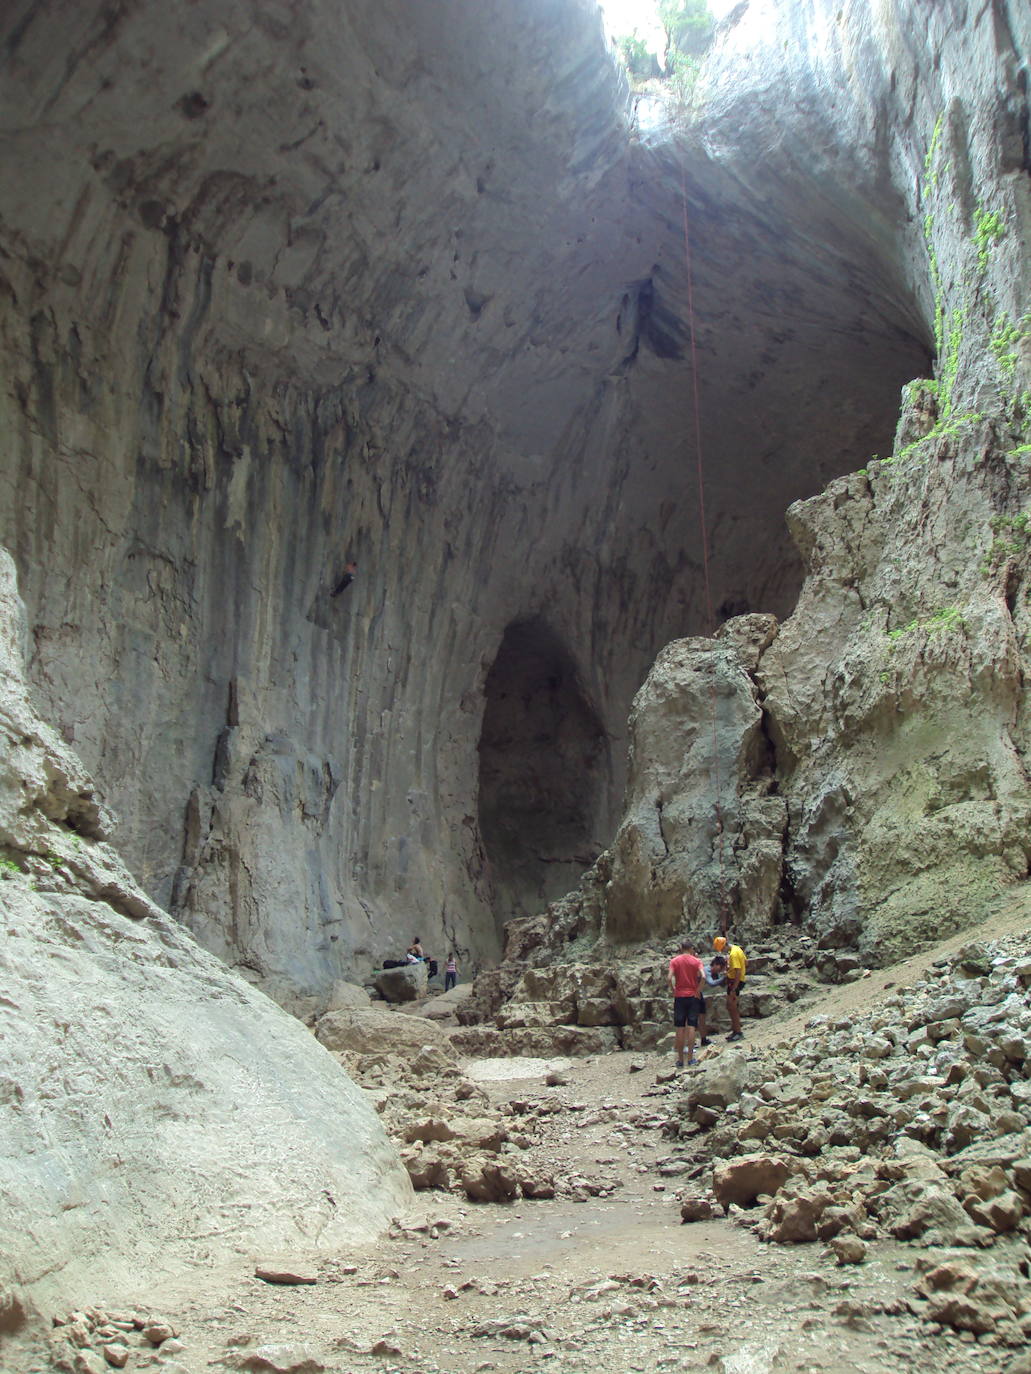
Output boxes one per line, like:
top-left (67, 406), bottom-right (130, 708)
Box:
top-left (714, 935), bottom-right (747, 1041)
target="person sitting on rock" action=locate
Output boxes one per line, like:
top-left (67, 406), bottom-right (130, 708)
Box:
top-left (407, 937), bottom-right (424, 960)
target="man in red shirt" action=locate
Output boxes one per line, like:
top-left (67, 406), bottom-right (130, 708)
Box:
top-left (667, 938), bottom-right (704, 1068)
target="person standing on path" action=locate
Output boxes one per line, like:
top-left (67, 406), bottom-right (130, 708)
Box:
top-left (721, 936), bottom-right (747, 1041)
top-left (668, 938), bottom-right (704, 1068)
top-left (444, 953), bottom-right (458, 992)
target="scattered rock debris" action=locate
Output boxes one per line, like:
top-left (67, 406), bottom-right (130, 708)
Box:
top-left (13, 928), bottom-right (1031, 1374)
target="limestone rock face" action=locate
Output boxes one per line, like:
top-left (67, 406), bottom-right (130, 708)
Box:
top-left (605, 617), bottom-right (785, 943)
top-left (481, 2), bottom-right (1031, 973)
top-left (0, 0), bottom-right (1028, 991)
top-left (709, 0), bottom-right (1031, 960)
top-left (0, 548), bottom-right (410, 1314)
top-left (0, 0), bottom-right (938, 995)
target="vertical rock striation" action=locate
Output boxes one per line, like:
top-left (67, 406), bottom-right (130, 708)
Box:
top-left (0, 0), bottom-right (1020, 994)
top-left (0, 545), bottom-right (410, 1318)
top-left (468, 0), bottom-right (1031, 971)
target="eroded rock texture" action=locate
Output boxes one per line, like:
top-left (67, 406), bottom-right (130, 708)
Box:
top-left (488, 0), bottom-right (1031, 976)
top-left (0, 546), bottom-right (410, 1318)
top-left (0, 0), bottom-right (942, 995)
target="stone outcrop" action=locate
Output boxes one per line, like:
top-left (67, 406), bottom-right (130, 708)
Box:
top-left (0, 548), bottom-right (410, 1320)
top-left (373, 962), bottom-right (428, 1003)
top-left (454, 939), bottom-right (809, 1057)
top-left (603, 615), bottom-right (785, 944)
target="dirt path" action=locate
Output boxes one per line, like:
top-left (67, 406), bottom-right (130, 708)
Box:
top-left (122, 1044), bottom-right (1017, 1374)
top-left (29, 907), bottom-right (1031, 1374)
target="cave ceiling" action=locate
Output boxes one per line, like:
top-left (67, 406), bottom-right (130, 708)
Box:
top-left (0, 0), bottom-right (938, 967)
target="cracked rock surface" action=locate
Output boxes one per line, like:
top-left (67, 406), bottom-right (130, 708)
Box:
top-left (0, 546), bottom-right (410, 1322)
top-left (0, 0), bottom-right (972, 993)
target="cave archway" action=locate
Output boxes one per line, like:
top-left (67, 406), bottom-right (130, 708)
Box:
top-left (478, 618), bottom-right (609, 929)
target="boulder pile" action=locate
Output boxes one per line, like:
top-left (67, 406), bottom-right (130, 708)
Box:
top-left (314, 1006), bottom-right (557, 1203)
top-left (670, 935), bottom-right (1031, 1345)
top-left (45, 1307), bottom-right (181, 1373)
top-left (456, 941), bottom-right (816, 1057)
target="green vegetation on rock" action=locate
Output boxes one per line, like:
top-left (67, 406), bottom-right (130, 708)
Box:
top-left (923, 112), bottom-right (944, 190)
top-left (990, 313), bottom-right (1029, 379)
top-left (981, 512), bottom-right (1031, 576)
top-left (613, 0), bottom-right (714, 107)
top-left (659, 0), bottom-right (715, 59)
top-left (616, 33), bottom-right (654, 79)
top-left (887, 604), bottom-right (966, 646)
top-left (973, 205), bottom-right (1006, 271)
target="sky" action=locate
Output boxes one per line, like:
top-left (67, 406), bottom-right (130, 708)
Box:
top-left (598, 0), bottom-right (740, 48)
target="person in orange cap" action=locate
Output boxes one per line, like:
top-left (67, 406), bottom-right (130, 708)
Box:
top-left (713, 934), bottom-right (746, 1040)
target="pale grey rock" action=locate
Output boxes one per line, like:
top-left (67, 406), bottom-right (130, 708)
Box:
top-left (326, 980), bottom-right (373, 1011)
top-left (830, 1235), bottom-right (867, 1265)
top-left (415, 984), bottom-right (473, 1020)
top-left (890, 1184), bottom-right (981, 1246)
top-left (315, 1004), bottom-right (453, 1059)
top-left (604, 629), bottom-right (787, 942)
top-left (761, 1185), bottom-right (836, 1244)
top-left (0, 551), bottom-right (164, 924)
top-left (720, 1342), bottom-right (782, 1374)
top-left (686, 1054), bottom-right (754, 1111)
top-left (0, 549), bottom-right (410, 1312)
top-left (74, 1353), bottom-right (108, 1374)
top-left (373, 963), bottom-right (427, 1003)
top-left (228, 1345), bottom-right (326, 1374)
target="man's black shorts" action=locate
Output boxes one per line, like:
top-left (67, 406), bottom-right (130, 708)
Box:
top-left (673, 996), bottom-right (704, 1028)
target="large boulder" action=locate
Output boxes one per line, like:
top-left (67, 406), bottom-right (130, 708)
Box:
top-left (686, 1053), bottom-right (755, 1111)
top-left (315, 1005), bottom-right (454, 1060)
top-left (712, 1154), bottom-right (800, 1210)
top-left (327, 980), bottom-right (374, 1011)
top-left (374, 963), bottom-right (428, 1002)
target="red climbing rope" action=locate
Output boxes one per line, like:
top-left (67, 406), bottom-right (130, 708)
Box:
top-left (678, 159), bottom-right (729, 937)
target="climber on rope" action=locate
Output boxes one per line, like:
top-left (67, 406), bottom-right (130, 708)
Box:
top-left (331, 560), bottom-right (358, 596)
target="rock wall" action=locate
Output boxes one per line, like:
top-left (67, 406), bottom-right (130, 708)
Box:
top-left (743, 0), bottom-right (1031, 959)
top-left (0, 545), bottom-right (410, 1319)
top-left (0, 0), bottom-right (936, 996)
top-left (491, 0), bottom-right (1031, 970)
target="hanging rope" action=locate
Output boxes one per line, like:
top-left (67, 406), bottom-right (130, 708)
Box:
top-left (678, 159), bottom-right (729, 937)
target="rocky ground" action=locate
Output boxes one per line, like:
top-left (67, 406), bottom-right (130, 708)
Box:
top-left (13, 911), bottom-right (1031, 1374)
